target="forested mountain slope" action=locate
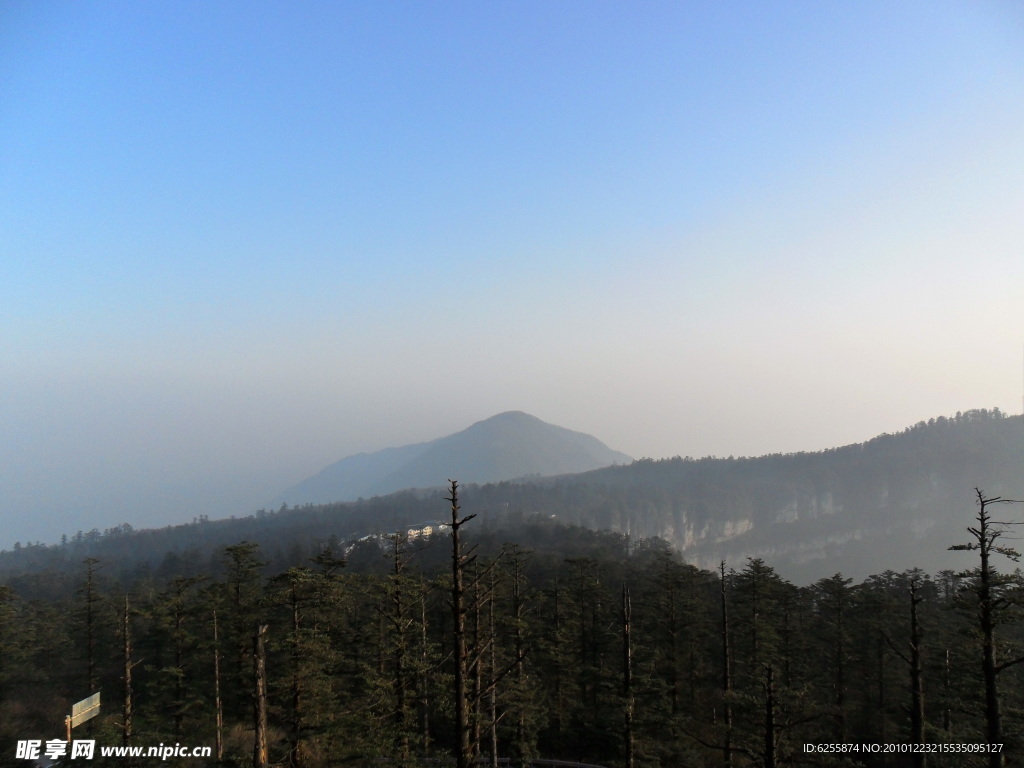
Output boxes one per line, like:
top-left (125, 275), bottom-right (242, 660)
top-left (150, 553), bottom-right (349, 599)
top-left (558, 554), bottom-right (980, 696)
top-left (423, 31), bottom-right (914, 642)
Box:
top-left (532, 408), bottom-right (1024, 580)
top-left (1, 409), bottom-right (1019, 585)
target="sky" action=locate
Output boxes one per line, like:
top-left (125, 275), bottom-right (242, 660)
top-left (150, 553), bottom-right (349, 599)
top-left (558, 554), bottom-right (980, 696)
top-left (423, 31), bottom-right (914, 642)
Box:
top-left (2, 1), bottom-right (1023, 548)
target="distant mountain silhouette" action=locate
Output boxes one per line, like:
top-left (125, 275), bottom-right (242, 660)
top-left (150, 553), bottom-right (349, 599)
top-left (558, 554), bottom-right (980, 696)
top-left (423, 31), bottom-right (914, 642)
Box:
top-left (275, 411), bottom-right (633, 505)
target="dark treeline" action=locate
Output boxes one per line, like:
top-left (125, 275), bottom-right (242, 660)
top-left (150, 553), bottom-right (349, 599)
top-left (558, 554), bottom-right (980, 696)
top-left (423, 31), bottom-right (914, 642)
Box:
top-left (0, 484), bottom-right (1022, 767)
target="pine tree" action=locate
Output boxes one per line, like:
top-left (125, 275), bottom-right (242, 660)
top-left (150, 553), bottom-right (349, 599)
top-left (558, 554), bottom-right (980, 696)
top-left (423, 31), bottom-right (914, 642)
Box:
top-left (883, 576), bottom-right (927, 768)
top-left (812, 573), bottom-right (854, 740)
top-left (222, 542), bottom-right (267, 723)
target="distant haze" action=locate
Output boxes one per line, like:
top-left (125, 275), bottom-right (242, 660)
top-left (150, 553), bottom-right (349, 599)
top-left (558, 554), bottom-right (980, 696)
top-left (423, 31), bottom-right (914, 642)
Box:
top-left (1, 3), bottom-right (1022, 549)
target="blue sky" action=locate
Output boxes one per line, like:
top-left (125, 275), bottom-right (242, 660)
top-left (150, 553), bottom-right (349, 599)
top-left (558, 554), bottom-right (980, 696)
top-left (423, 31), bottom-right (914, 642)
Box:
top-left (2, 1), bottom-right (1023, 547)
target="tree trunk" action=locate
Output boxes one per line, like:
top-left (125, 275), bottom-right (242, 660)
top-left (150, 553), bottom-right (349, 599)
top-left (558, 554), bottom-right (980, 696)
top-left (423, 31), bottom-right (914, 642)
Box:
top-left (253, 624), bottom-right (269, 768)
top-left (720, 561), bottom-right (733, 768)
top-left (511, 548), bottom-right (528, 767)
top-left (214, 610), bottom-right (223, 765)
top-left (977, 506), bottom-right (1002, 768)
top-left (762, 665), bottom-right (776, 768)
top-left (489, 575), bottom-right (499, 768)
top-left (448, 480), bottom-right (477, 768)
top-left (389, 536), bottom-right (410, 763)
top-left (942, 649), bottom-right (951, 733)
top-left (83, 558), bottom-right (101, 694)
top-left (908, 580), bottom-right (926, 768)
top-left (290, 580), bottom-right (303, 768)
top-left (122, 595), bottom-right (133, 749)
top-left (472, 564), bottom-right (482, 752)
top-left (622, 584), bottom-right (634, 768)
top-left (419, 590), bottom-right (430, 753)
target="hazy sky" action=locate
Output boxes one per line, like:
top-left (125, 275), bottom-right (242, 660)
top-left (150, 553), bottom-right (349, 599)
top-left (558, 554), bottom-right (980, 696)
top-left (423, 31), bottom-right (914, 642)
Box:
top-left (2, 2), bottom-right (1023, 548)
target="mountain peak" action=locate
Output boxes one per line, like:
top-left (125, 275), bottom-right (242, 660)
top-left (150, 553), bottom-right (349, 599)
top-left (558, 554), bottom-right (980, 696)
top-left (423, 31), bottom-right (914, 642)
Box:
top-left (276, 412), bottom-right (632, 505)
top-left (482, 410), bottom-right (535, 421)
top-left (461, 411), bottom-right (548, 433)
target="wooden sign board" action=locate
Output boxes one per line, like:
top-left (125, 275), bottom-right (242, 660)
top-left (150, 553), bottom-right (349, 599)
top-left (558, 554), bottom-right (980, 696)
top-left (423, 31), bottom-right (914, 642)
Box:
top-left (70, 692), bottom-right (100, 728)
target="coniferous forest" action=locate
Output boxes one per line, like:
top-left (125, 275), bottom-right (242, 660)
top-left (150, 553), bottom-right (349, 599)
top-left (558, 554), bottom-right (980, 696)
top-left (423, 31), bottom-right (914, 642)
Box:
top-left (1, 481), bottom-right (1023, 768)
top-left (6, 2), bottom-right (1022, 766)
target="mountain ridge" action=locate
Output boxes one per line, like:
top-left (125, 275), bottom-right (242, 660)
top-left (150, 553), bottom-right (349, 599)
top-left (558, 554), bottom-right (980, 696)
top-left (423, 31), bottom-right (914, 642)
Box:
top-left (1, 409), bottom-right (1018, 585)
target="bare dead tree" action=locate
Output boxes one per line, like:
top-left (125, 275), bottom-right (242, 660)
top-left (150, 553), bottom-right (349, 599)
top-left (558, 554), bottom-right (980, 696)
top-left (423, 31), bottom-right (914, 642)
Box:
top-left (448, 480), bottom-right (477, 768)
top-left (948, 488), bottom-right (1024, 768)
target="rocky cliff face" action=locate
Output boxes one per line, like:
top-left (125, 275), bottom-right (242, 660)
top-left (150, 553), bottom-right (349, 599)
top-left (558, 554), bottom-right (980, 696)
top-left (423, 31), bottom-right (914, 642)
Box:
top-left (536, 410), bottom-right (1023, 581)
